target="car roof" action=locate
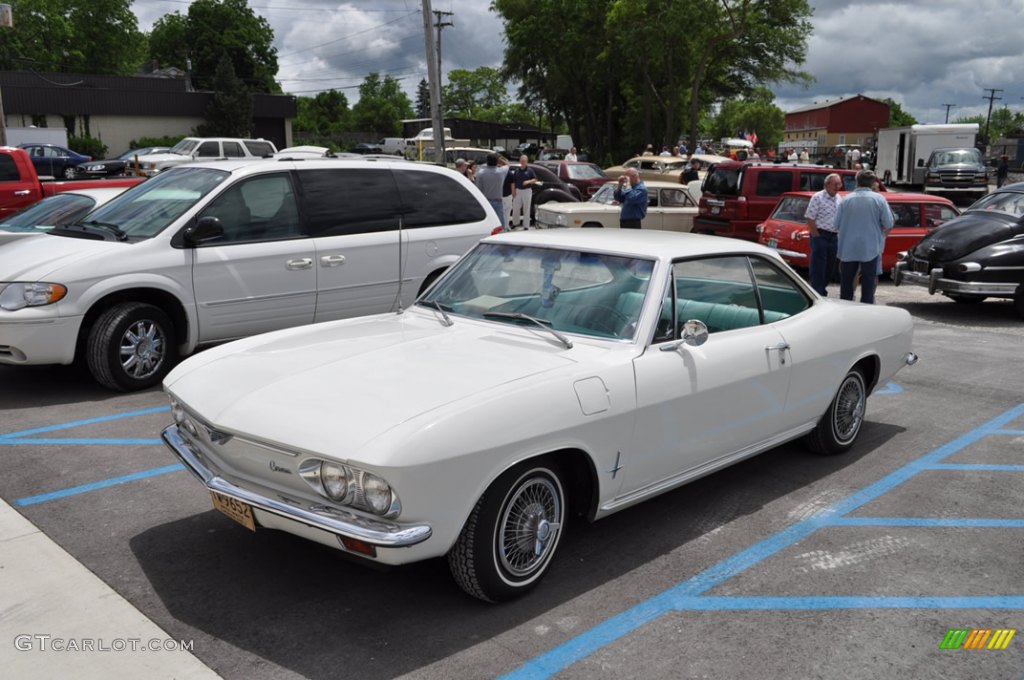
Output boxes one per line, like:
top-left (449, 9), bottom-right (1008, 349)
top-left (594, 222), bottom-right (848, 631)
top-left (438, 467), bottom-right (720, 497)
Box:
top-left (175, 157), bottom-right (441, 174)
top-left (483, 226), bottom-right (781, 262)
top-left (775, 190), bottom-right (955, 205)
top-left (715, 161), bottom-right (853, 171)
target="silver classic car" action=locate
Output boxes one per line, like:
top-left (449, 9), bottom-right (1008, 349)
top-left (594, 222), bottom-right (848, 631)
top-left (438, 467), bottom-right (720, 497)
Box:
top-left (162, 230), bottom-right (918, 602)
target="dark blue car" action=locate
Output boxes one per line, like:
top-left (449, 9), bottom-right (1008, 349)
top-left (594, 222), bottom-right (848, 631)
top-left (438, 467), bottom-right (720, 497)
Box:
top-left (18, 143), bottom-right (91, 179)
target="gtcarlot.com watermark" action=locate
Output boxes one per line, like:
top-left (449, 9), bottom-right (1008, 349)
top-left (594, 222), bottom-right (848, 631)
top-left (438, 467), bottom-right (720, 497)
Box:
top-left (14, 634), bottom-right (194, 653)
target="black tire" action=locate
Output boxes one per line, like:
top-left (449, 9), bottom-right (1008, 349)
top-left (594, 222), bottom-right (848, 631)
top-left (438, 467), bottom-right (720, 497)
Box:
top-left (86, 302), bottom-right (177, 391)
top-left (417, 269), bottom-right (445, 297)
top-left (805, 367), bottom-right (866, 456)
top-left (448, 460), bottom-right (566, 602)
top-left (581, 222), bottom-right (604, 229)
top-left (948, 294), bottom-right (987, 304)
top-left (1015, 286), bottom-right (1024, 320)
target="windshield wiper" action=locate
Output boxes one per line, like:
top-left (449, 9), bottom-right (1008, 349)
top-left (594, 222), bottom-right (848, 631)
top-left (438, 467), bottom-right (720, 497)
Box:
top-left (429, 300), bottom-right (454, 327)
top-left (81, 219), bottom-right (128, 241)
top-left (483, 311), bottom-right (573, 349)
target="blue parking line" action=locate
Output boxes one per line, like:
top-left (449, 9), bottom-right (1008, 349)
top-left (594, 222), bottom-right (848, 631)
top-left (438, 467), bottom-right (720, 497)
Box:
top-left (669, 596), bottom-right (1024, 611)
top-left (0, 437), bottom-right (163, 446)
top-left (503, 402), bottom-right (1024, 680)
top-left (830, 517), bottom-right (1024, 528)
top-left (927, 463), bottom-right (1024, 472)
top-left (14, 464), bottom-right (184, 507)
top-left (0, 406), bottom-right (170, 440)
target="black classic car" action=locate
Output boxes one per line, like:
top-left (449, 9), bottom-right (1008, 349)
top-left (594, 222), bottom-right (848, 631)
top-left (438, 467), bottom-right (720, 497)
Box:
top-left (894, 182), bottom-right (1024, 317)
top-left (527, 163), bottom-right (581, 221)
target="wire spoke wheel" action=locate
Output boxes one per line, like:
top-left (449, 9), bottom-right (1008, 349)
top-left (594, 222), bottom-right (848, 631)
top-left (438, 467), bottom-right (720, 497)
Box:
top-left (832, 372), bottom-right (865, 444)
top-left (498, 475), bottom-right (562, 578)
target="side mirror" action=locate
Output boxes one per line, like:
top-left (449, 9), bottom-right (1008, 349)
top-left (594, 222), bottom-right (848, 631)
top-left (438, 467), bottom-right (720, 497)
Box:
top-left (917, 158), bottom-right (925, 167)
top-left (680, 319), bottom-right (709, 347)
top-left (183, 216), bottom-right (224, 245)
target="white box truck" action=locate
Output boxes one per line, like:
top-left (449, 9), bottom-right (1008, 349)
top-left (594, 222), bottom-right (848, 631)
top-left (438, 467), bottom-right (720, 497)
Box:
top-left (875, 123), bottom-right (978, 188)
top-left (4, 126), bottom-right (70, 148)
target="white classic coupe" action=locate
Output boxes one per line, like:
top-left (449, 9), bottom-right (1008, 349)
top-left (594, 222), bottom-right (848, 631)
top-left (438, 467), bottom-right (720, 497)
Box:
top-left (162, 230), bottom-right (918, 602)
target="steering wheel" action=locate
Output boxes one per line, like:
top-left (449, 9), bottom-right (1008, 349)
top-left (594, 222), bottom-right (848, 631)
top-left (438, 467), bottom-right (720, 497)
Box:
top-left (572, 304), bottom-right (631, 336)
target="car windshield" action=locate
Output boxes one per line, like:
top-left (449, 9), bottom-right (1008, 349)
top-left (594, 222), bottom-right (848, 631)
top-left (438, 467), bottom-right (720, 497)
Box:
top-left (966, 190), bottom-right (1024, 217)
top-left (590, 183), bottom-right (620, 204)
top-left (566, 164), bottom-right (607, 180)
top-left (78, 167), bottom-right (229, 238)
top-left (168, 139), bottom-right (198, 155)
top-left (419, 242), bottom-right (656, 341)
top-left (770, 196), bottom-right (810, 223)
top-left (931, 149), bottom-right (983, 166)
top-left (0, 194), bottom-right (96, 232)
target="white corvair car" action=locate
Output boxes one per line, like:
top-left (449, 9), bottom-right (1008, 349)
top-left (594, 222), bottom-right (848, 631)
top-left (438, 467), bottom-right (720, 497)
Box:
top-left (535, 180), bottom-right (702, 231)
top-left (162, 230), bottom-right (918, 602)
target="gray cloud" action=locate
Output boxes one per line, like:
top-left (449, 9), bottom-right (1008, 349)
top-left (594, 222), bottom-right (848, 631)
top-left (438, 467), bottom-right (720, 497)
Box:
top-left (134, 0), bottom-right (1023, 124)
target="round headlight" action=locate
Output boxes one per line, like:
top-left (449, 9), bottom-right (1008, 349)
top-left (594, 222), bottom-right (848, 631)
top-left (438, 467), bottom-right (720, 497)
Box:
top-left (362, 472), bottom-right (393, 515)
top-left (320, 462), bottom-right (350, 502)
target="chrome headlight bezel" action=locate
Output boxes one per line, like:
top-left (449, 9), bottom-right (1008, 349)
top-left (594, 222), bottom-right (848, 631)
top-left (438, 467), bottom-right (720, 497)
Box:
top-left (0, 282), bottom-right (68, 311)
top-left (299, 458), bottom-right (401, 518)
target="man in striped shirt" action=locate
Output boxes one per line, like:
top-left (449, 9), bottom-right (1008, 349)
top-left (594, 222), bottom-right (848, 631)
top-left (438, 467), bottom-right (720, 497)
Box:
top-left (804, 173), bottom-right (843, 296)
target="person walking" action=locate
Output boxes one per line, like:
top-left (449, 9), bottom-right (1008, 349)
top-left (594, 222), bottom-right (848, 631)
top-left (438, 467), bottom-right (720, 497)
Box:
top-left (476, 153), bottom-right (511, 231)
top-left (804, 173), bottom-right (843, 296)
top-left (509, 155), bottom-right (537, 229)
top-left (834, 170), bottom-right (893, 304)
top-left (997, 155), bottom-right (1009, 188)
top-left (614, 168), bottom-right (647, 229)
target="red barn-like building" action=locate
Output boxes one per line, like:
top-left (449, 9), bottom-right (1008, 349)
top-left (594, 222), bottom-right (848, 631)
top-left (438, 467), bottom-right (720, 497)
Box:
top-left (782, 94), bottom-right (890, 156)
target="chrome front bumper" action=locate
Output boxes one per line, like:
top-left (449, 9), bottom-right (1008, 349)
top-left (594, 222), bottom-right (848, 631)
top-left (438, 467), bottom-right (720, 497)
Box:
top-left (892, 262), bottom-right (1019, 297)
top-left (161, 424), bottom-right (432, 548)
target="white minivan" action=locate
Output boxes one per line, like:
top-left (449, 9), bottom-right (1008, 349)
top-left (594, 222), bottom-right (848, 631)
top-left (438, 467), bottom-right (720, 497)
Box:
top-left (0, 157), bottom-right (500, 390)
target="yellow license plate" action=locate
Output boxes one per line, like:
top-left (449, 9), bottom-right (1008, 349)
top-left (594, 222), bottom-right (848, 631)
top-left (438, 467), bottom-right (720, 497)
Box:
top-left (210, 491), bottom-right (256, 531)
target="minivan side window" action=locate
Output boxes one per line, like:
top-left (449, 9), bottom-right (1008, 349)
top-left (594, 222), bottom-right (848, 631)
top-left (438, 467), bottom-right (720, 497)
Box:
top-left (393, 169), bottom-right (486, 227)
top-left (755, 171), bottom-right (793, 197)
top-left (298, 168), bottom-right (400, 236)
top-left (198, 172), bottom-right (300, 243)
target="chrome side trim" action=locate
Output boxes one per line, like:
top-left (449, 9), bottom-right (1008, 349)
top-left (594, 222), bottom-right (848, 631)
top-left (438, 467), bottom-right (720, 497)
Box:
top-left (162, 425), bottom-right (431, 548)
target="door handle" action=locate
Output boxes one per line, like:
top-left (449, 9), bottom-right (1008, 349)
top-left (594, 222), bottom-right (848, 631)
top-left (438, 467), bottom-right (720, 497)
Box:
top-left (765, 342), bottom-right (791, 365)
top-left (14, 190), bottom-right (31, 196)
top-left (286, 258), bottom-right (313, 270)
top-left (320, 254), bottom-right (346, 267)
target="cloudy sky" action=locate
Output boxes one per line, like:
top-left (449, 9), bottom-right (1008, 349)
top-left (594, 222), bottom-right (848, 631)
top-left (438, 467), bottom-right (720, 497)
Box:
top-left (132, 0), bottom-right (1024, 125)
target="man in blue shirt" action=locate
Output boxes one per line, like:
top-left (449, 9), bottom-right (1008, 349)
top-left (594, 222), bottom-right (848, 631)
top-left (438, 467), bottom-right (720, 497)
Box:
top-left (834, 170), bottom-right (893, 303)
top-left (613, 168), bottom-right (647, 229)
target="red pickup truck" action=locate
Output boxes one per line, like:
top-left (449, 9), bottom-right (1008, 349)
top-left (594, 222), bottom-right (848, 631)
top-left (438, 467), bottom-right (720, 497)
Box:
top-left (0, 146), bottom-right (144, 217)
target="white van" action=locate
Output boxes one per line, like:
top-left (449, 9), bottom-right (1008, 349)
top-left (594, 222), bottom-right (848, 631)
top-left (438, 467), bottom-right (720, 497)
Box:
top-left (378, 137), bottom-right (406, 155)
top-left (0, 158), bottom-right (499, 390)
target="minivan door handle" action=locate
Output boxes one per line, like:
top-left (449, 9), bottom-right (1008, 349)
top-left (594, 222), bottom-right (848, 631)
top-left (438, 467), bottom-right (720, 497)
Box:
top-left (286, 258), bottom-right (313, 270)
top-left (320, 254), bottom-right (346, 267)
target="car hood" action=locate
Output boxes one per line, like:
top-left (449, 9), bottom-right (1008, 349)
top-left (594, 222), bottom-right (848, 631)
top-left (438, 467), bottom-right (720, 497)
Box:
top-left (137, 152), bottom-right (191, 164)
top-left (165, 311), bottom-right (587, 456)
top-left (911, 211), bottom-right (1023, 262)
top-left (0, 233), bottom-right (118, 279)
top-left (538, 202), bottom-right (618, 214)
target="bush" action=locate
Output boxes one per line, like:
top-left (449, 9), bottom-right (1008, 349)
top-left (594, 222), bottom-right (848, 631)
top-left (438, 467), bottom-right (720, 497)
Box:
top-left (69, 135), bottom-right (107, 160)
top-left (130, 135), bottom-right (186, 149)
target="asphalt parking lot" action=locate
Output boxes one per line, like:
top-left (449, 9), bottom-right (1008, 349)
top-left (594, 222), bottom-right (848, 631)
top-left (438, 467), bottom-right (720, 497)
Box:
top-left (1, 279), bottom-right (1022, 680)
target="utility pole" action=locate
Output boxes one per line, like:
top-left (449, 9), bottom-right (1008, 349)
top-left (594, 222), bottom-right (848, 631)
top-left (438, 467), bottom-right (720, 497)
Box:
top-left (421, 0), bottom-right (445, 166)
top-left (432, 10), bottom-right (453, 90)
top-left (982, 88), bottom-right (1003, 145)
top-left (941, 103), bottom-right (955, 124)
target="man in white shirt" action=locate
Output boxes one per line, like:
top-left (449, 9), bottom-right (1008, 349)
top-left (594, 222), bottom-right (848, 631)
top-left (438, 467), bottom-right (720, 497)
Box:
top-left (565, 146), bottom-right (578, 162)
top-left (804, 173), bottom-right (843, 295)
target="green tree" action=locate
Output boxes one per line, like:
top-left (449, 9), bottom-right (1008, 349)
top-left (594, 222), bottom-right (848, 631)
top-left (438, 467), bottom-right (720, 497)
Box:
top-left (883, 98), bottom-right (917, 127)
top-left (148, 0), bottom-right (278, 94)
top-left (958, 110), bottom-right (1024, 144)
top-left (415, 79), bottom-right (431, 118)
top-left (711, 88), bottom-right (785, 149)
top-left (199, 54), bottom-right (253, 137)
top-left (350, 73), bottom-right (413, 136)
top-left (442, 67), bottom-right (508, 117)
top-left (0, 0), bottom-right (146, 74)
top-left (295, 90), bottom-right (350, 134)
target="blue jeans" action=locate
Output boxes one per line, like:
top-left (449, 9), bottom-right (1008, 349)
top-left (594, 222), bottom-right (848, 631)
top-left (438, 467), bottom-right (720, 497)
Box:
top-left (809, 231), bottom-right (838, 295)
top-left (488, 199), bottom-right (506, 230)
top-left (839, 257), bottom-right (880, 304)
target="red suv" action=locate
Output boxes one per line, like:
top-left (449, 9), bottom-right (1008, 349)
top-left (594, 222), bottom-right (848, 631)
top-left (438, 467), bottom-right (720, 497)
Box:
top-left (694, 161), bottom-right (860, 241)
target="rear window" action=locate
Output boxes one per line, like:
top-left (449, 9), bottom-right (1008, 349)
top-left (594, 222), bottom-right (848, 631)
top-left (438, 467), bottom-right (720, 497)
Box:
top-left (566, 164), bottom-right (606, 180)
top-left (244, 140), bottom-right (277, 157)
top-left (770, 196), bottom-right (810, 223)
top-left (702, 166), bottom-right (740, 195)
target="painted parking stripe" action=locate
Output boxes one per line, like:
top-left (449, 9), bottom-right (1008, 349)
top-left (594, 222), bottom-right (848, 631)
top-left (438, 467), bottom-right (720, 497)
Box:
top-left (503, 402), bottom-right (1024, 680)
top-left (0, 437), bottom-right (163, 445)
top-left (14, 464), bottom-right (184, 507)
top-left (0, 406), bottom-right (170, 440)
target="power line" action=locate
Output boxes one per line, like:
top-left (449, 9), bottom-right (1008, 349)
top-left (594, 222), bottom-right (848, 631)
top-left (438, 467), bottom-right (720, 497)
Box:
top-left (275, 10), bottom-right (418, 59)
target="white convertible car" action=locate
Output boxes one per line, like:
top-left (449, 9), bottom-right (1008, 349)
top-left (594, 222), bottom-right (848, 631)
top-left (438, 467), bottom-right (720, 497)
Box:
top-left (162, 230), bottom-right (918, 602)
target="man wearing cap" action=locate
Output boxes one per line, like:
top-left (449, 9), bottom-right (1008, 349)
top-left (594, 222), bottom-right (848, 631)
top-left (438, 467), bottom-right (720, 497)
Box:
top-left (475, 153), bottom-right (510, 230)
top-left (455, 158), bottom-right (474, 183)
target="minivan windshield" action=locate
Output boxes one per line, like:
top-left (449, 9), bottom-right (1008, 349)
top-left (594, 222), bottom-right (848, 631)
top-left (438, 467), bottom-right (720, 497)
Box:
top-left (73, 167), bottom-right (229, 239)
